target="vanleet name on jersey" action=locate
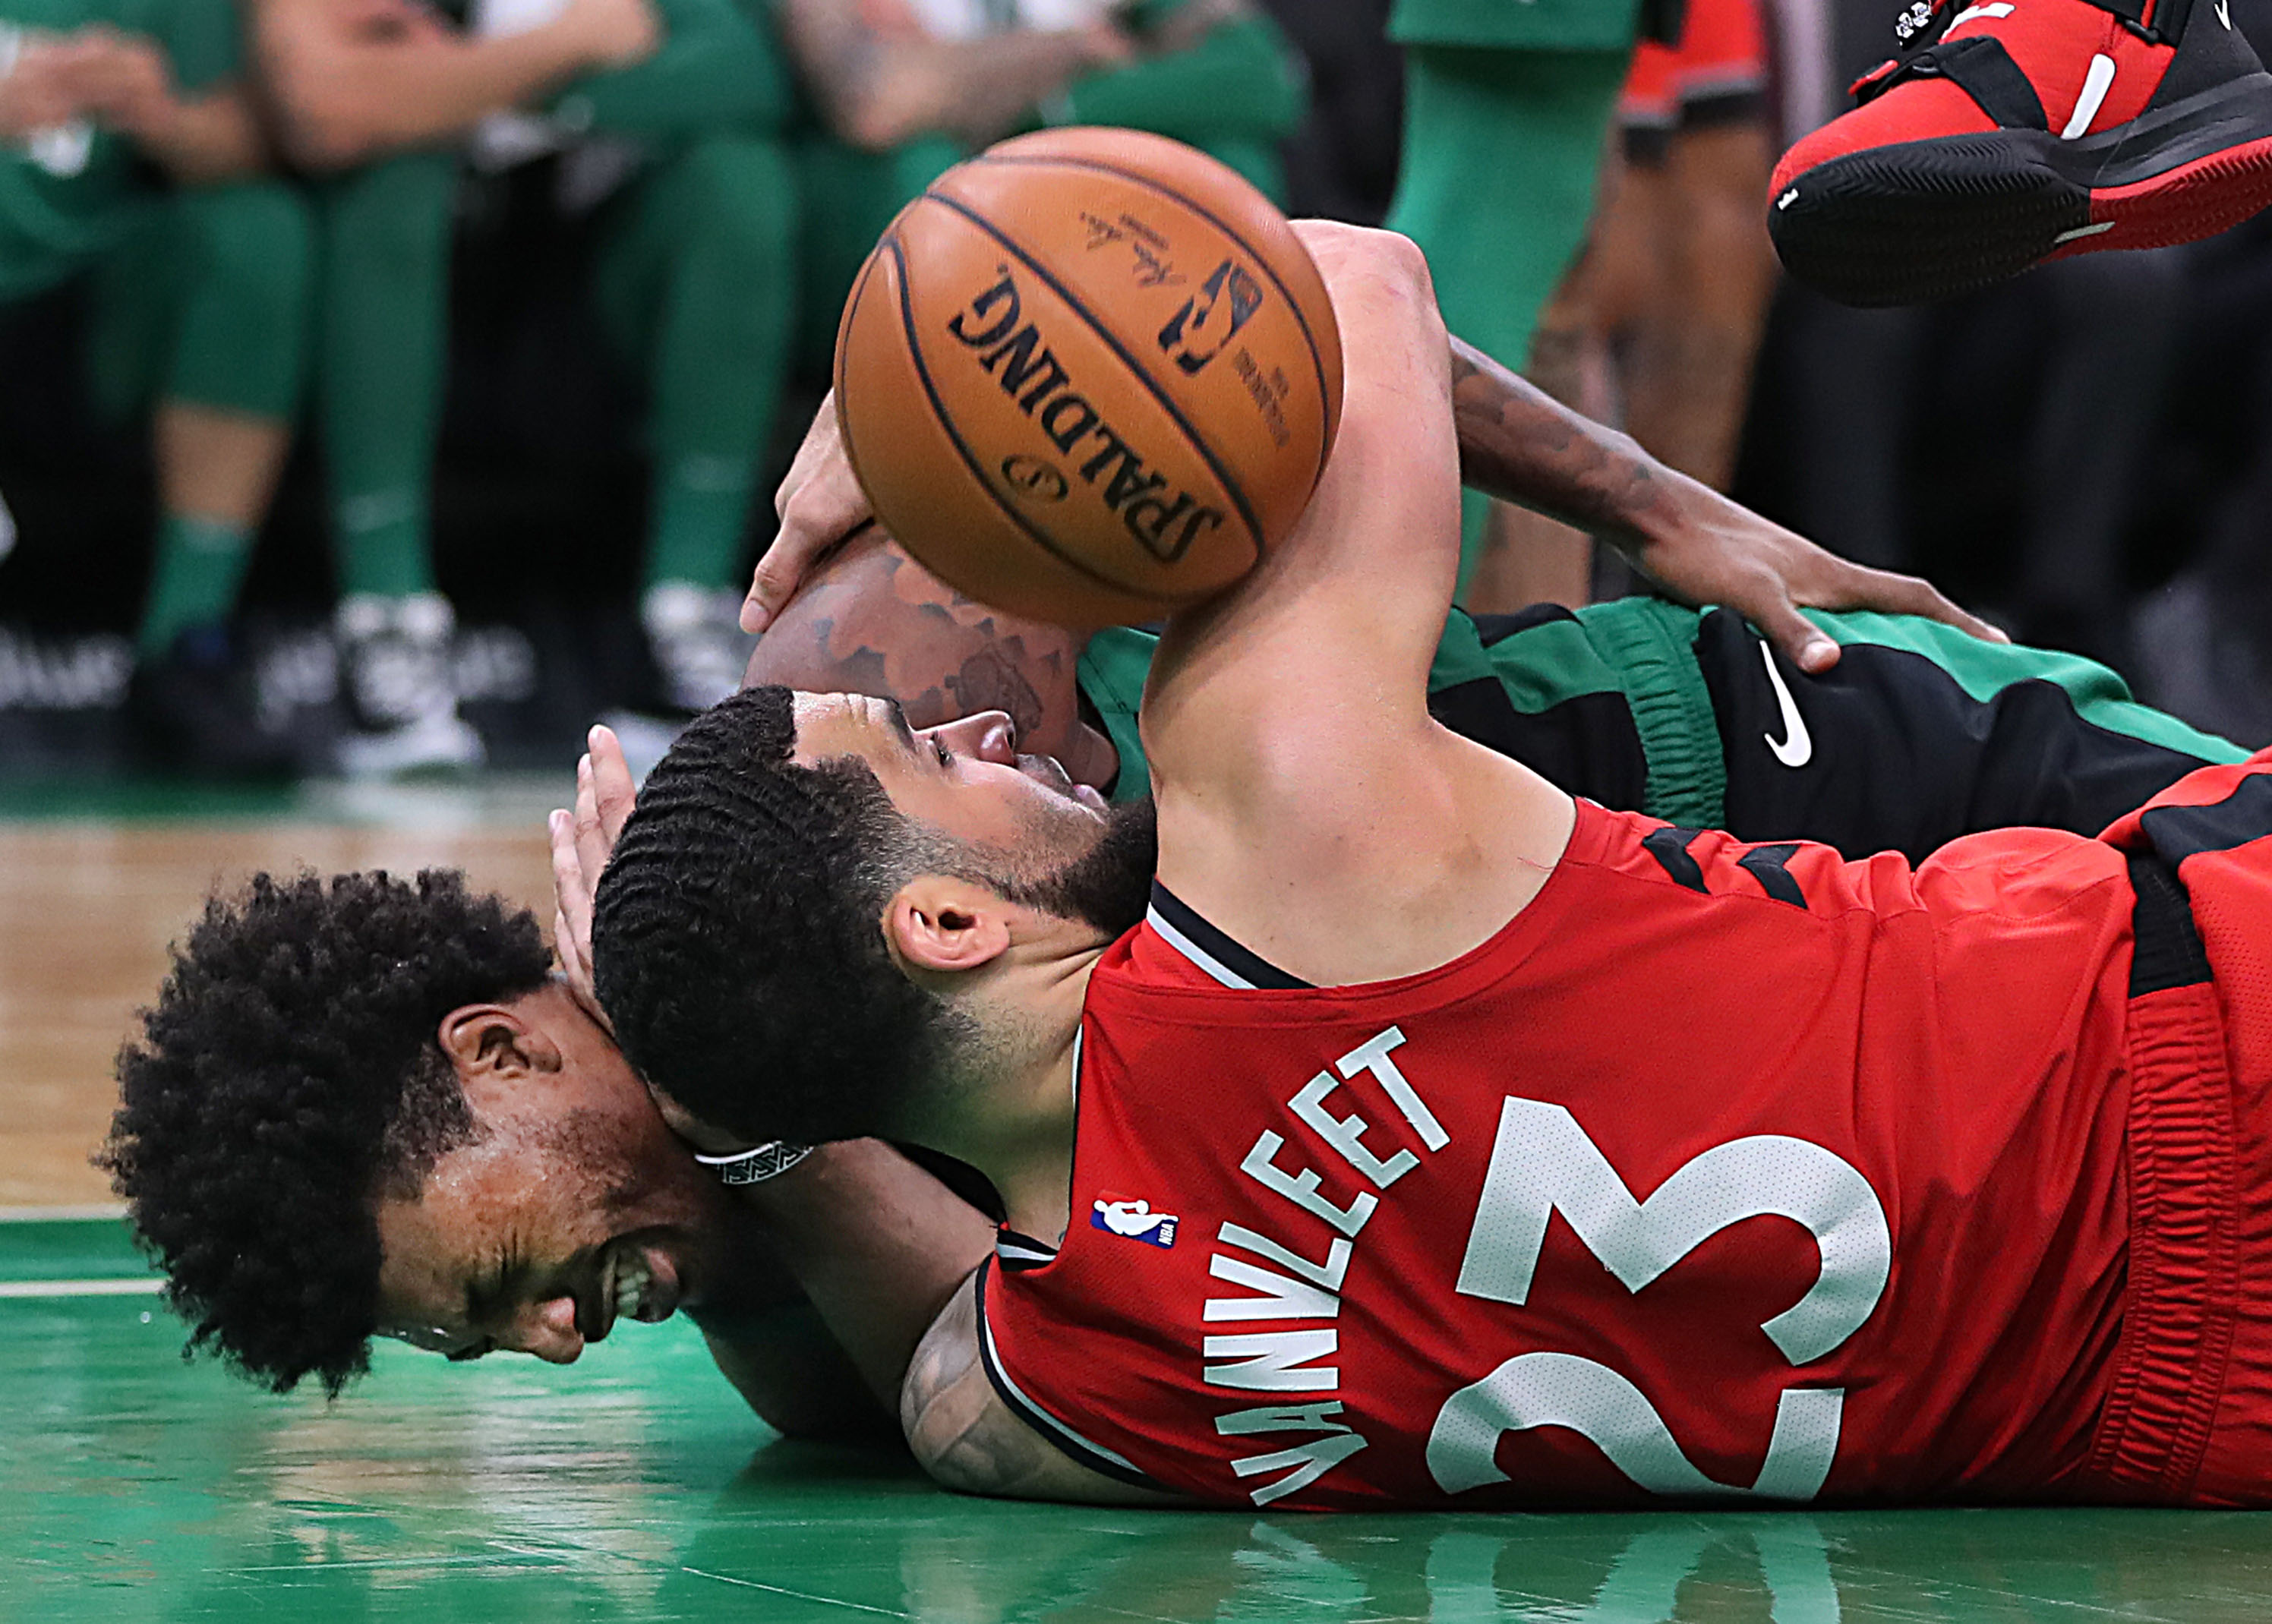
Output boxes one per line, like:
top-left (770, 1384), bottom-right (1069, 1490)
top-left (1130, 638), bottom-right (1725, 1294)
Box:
top-left (1198, 1024), bottom-right (1449, 1506)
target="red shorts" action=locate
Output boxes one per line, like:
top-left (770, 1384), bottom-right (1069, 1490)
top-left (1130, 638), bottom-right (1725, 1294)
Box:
top-left (1620, 0), bottom-right (1769, 156)
top-left (2094, 749), bottom-right (2272, 1505)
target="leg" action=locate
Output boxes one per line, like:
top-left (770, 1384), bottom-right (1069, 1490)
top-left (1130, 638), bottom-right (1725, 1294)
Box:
top-left (87, 181), bottom-right (313, 773)
top-left (312, 153), bottom-right (482, 772)
top-left (314, 152), bottom-right (454, 601)
top-left (1047, 14), bottom-right (1306, 202)
top-left (1384, 43), bottom-right (1630, 595)
top-left (1620, 118), bottom-right (1776, 492)
top-left (596, 134), bottom-right (800, 709)
top-left (795, 134), bottom-right (962, 374)
top-left (1692, 604), bottom-right (2248, 859)
top-left (90, 181), bottom-right (313, 660)
top-left (1617, 0), bottom-right (1776, 492)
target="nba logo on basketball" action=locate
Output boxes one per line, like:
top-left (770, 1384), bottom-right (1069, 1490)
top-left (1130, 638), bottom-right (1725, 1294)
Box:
top-left (1091, 1195), bottom-right (1179, 1249)
top-left (1157, 259), bottom-right (1264, 376)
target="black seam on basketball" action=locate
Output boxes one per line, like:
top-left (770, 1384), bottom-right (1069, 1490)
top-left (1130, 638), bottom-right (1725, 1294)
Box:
top-left (878, 234), bottom-right (1165, 601)
top-left (967, 151), bottom-right (1335, 486)
top-left (831, 251), bottom-right (872, 408)
top-left (920, 189), bottom-right (1266, 553)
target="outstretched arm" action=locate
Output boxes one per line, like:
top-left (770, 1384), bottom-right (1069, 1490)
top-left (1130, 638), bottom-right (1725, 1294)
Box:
top-left (252, 0), bottom-right (657, 169)
top-left (778, 0), bottom-right (1129, 152)
top-left (1447, 337), bottom-right (2002, 672)
top-left (741, 344), bottom-right (1998, 675)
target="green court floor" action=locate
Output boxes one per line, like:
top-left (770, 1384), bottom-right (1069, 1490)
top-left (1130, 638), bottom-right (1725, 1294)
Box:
top-left (8, 1216), bottom-right (2272, 1622)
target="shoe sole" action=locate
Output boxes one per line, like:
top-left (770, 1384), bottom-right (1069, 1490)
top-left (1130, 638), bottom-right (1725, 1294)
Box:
top-left (1772, 73), bottom-right (2272, 305)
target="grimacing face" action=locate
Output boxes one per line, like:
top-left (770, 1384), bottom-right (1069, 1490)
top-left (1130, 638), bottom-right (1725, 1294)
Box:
top-left (372, 983), bottom-right (737, 1364)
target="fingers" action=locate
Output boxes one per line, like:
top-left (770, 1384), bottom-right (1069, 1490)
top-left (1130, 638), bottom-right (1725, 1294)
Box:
top-left (1831, 565), bottom-right (2010, 645)
top-left (554, 728), bottom-right (635, 989)
top-left (572, 752), bottom-right (611, 908)
top-left (750, 394), bottom-right (874, 632)
top-left (1749, 591), bottom-right (1842, 675)
top-left (549, 807), bottom-right (592, 979)
top-left (742, 522), bottom-right (840, 635)
top-left (586, 724), bottom-right (636, 844)
top-left (773, 389), bottom-right (842, 522)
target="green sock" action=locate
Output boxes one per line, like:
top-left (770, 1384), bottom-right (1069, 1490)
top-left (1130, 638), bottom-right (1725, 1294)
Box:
top-left (334, 490), bottom-right (437, 598)
top-left (642, 456), bottom-right (754, 593)
top-left (137, 513), bottom-right (254, 659)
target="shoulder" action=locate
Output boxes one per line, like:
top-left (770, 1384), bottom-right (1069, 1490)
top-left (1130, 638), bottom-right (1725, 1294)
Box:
top-left (901, 1266), bottom-right (1179, 1505)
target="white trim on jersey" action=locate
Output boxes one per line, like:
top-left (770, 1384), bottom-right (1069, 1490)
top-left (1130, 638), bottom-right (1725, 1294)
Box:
top-left (977, 1278), bottom-right (1145, 1477)
top-left (1144, 905), bottom-right (1257, 990)
top-left (994, 1234), bottom-right (1060, 1269)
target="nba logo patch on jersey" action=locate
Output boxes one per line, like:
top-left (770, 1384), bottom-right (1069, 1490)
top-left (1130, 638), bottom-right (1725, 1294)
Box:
top-left (1090, 1195), bottom-right (1179, 1249)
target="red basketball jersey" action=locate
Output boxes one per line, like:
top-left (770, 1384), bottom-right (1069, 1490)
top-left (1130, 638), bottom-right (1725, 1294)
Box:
top-left (980, 799), bottom-right (2146, 1509)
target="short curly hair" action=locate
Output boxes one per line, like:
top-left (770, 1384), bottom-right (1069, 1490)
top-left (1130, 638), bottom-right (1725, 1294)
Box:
top-left (99, 870), bottom-right (554, 1395)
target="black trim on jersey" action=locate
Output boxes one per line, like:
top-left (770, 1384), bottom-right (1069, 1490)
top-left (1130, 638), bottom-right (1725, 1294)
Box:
top-left (2126, 853), bottom-right (2213, 998)
top-left (893, 1141), bottom-right (1006, 1223)
top-left (1737, 844), bottom-right (1809, 908)
top-left (1148, 882), bottom-right (1313, 989)
top-left (1642, 825), bottom-right (1709, 893)
top-left (971, 1259), bottom-right (1163, 1491)
top-left (2138, 774), bottom-right (2272, 868)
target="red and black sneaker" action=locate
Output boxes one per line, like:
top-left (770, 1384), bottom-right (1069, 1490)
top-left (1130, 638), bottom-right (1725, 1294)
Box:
top-left (1769, 0), bottom-right (2272, 304)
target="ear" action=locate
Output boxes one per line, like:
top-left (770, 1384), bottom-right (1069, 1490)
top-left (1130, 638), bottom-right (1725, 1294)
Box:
top-left (437, 1001), bottom-right (564, 1092)
top-left (885, 875), bottom-right (1014, 976)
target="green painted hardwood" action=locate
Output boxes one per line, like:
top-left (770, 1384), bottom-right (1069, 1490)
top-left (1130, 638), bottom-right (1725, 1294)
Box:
top-left (7, 1219), bottom-right (2271, 1621)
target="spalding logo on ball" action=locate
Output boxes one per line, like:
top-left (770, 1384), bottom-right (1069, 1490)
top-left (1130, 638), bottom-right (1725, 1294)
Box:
top-left (833, 127), bottom-right (1345, 629)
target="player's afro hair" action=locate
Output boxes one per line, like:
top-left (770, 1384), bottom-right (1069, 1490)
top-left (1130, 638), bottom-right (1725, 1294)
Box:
top-left (99, 870), bottom-right (553, 1395)
top-left (593, 685), bottom-right (955, 1146)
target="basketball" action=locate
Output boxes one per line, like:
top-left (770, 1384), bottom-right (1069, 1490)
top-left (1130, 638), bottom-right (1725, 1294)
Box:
top-left (831, 127), bottom-right (1344, 629)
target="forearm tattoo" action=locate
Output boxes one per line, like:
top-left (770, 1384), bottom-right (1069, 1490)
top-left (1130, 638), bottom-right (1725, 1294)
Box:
top-left (1449, 339), bottom-right (1666, 540)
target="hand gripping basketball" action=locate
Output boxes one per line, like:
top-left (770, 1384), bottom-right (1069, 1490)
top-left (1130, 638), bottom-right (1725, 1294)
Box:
top-left (833, 127), bottom-right (1344, 629)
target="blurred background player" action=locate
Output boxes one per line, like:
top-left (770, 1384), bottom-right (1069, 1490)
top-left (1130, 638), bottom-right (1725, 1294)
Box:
top-left (8, 0), bottom-right (2272, 780)
top-left (781, 0), bottom-right (1308, 342)
top-left (2, 0), bottom-right (309, 772)
top-left (1380, 0), bottom-right (1652, 601)
top-left (254, 0), bottom-right (796, 770)
top-left (1465, 0), bottom-right (1778, 614)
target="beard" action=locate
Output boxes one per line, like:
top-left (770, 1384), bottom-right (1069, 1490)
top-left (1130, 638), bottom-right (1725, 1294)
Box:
top-left (999, 796), bottom-right (1158, 939)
